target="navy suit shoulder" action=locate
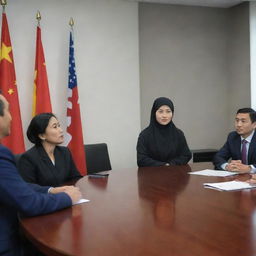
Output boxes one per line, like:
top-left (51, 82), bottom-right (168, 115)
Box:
top-left (213, 131), bottom-right (239, 169)
top-left (0, 145), bottom-right (72, 255)
top-left (227, 131), bottom-right (240, 140)
top-left (213, 131), bottom-right (256, 169)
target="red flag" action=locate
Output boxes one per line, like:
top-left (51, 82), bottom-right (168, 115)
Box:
top-left (65, 31), bottom-right (87, 175)
top-left (0, 11), bottom-right (25, 154)
top-left (32, 25), bottom-right (52, 116)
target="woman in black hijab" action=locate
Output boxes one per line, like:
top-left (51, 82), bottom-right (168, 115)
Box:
top-left (136, 97), bottom-right (191, 167)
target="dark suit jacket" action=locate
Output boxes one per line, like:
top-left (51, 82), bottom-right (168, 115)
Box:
top-left (213, 131), bottom-right (256, 169)
top-left (17, 145), bottom-right (82, 187)
top-left (0, 145), bottom-right (72, 256)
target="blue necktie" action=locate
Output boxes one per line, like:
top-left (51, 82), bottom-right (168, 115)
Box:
top-left (241, 139), bottom-right (248, 164)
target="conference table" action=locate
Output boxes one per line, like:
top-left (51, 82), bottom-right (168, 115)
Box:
top-left (20, 162), bottom-right (256, 256)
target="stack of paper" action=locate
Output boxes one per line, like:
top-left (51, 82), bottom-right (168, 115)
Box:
top-left (203, 181), bottom-right (256, 191)
top-left (189, 169), bottom-right (238, 177)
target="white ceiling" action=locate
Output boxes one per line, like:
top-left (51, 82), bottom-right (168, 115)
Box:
top-left (126, 0), bottom-right (248, 8)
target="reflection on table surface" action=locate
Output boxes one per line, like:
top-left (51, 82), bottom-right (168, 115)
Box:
top-left (20, 163), bottom-right (256, 256)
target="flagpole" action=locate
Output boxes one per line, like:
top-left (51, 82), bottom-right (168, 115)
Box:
top-left (36, 10), bottom-right (41, 27)
top-left (69, 17), bottom-right (74, 33)
top-left (66, 16), bottom-right (87, 175)
top-left (0, 0), bottom-right (7, 13)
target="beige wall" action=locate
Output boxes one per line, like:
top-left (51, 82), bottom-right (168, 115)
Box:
top-left (139, 3), bottom-right (250, 150)
top-left (5, 0), bottom-right (140, 169)
top-left (250, 2), bottom-right (256, 109)
top-left (227, 3), bottom-right (251, 129)
top-left (1, 0), bottom-right (251, 167)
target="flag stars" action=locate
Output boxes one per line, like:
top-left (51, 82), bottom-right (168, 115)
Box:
top-left (8, 88), bottom-right (14, 95)
top-left (0, 43), bottom-right (12, 63)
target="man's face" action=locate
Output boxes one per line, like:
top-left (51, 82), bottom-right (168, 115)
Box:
top-left (0, 95), bottom-right (12, 138)
top-left (235, 113), bottom-right (256, 138)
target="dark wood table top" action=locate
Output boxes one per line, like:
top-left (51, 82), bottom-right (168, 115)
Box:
top-left (20, 163), bottom-right (256, 256)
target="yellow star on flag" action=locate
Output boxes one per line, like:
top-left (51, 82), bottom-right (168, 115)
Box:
top-left (0, 43), bottom-right (12, 63)
top-left (8, 88), bottom-right (14, 95)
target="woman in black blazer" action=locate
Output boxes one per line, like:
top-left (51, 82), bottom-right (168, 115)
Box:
top-left (17, 113), bottom-right (82, 186)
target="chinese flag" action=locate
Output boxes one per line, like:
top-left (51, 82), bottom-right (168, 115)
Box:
top-left (65, 31), bottom-right (87, 175)
top-left (32, 25), bottom-right (52, 116)
top-left (0, 12), bottom-right (25, 154)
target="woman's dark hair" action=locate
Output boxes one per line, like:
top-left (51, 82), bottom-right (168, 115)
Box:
top-left (27, 113), bottom-right (57, 145)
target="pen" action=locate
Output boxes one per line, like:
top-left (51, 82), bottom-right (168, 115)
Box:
top-left (88, 174), bottom-right (109, 178)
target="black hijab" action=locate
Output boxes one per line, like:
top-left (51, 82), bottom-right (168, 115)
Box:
top-left (147, 97), bottom-right (180, 162)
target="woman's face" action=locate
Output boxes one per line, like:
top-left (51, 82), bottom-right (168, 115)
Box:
top-left (40, 117), bottom-right (64, 145)
top-left (155, 105), bottom-right (173, 125)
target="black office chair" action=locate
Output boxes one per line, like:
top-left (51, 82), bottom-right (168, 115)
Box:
top-left (84, 143), bottom-right (112, 174)
top-left (14, 153), bottom-right (23, 165)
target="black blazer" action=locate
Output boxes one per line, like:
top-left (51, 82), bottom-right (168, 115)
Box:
top-left (213, 131), bottom-right (256, 169)
top-left (17, 145), bottom-right (82, 186)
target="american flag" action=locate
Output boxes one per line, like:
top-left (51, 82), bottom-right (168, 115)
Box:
top-left (65, 30), bottom-right (87, 175)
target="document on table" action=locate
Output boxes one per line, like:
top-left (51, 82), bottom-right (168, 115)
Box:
top-left (73, 198), bottom-right (90, 205)
top-left (203, 181), bottom-right (256, 191)
top-left (189, 169), bottom-right (238, 177)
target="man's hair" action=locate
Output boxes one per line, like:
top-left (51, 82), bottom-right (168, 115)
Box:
top-left (0, 97), bottom-right (4, 116)
top-left (237, 108), bottom-right (256, 123)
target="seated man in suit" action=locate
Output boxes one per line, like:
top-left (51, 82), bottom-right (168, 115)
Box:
top-left (213, 108), bottom-right (256, 172)
top-left (0, 94), bottom-right (82, 256)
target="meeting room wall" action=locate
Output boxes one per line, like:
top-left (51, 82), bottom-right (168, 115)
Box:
top-left (249, 2), bottom-right (256, 109)
top-left (139, 3), bottom-right (250, 151)
top-left (227, 3), bottom-right (250, 130)
top-left (250, 2), bottom-right (256, 110)
top-left (4, 0), bottom-right (140, 169)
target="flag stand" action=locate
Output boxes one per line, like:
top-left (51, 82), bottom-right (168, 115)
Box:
top-left (1, 0), bottom-right (7, 13)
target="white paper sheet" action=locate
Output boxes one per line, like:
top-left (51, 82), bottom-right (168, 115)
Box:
top-left (189, 169), bottom-right (238, 177)
top-left (73, 198), bottom-right (90, 205)
top-left (203, 180), bottom-right (256, 191)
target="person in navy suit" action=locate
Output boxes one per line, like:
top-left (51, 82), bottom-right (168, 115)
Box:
top-left (213, 108), bottom-right (256, 173)
top-left (0, 94), bottom-right (82, 255)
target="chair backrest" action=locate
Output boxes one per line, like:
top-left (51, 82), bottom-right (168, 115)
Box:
top-left (84, 143), bottom-right (112, 174)
top-left (14, 154), bottom-right (22, 165)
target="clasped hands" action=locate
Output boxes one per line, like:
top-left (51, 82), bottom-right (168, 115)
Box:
top-left (225, 160), bottom-right (256, 184)
top-left (225, 160), bottom-right (251, 173)
top-left (50, 185), bottom-right (82, 204)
